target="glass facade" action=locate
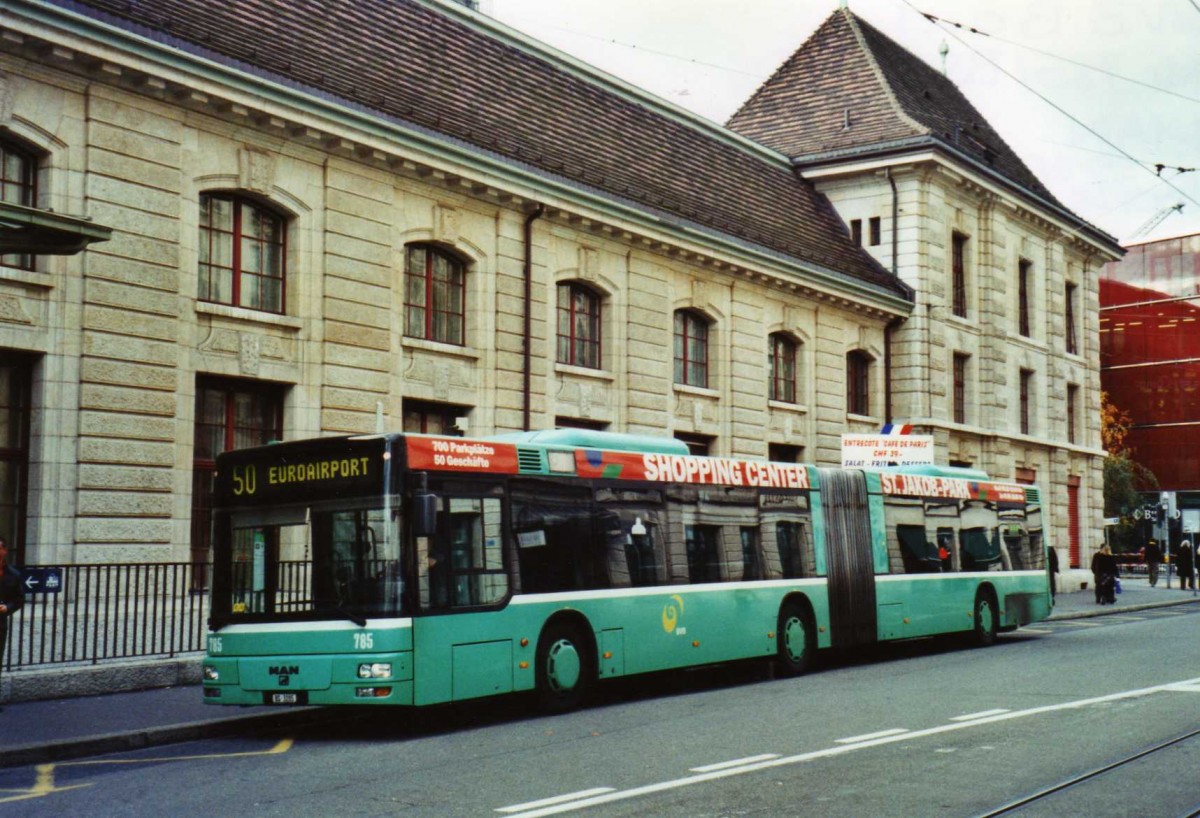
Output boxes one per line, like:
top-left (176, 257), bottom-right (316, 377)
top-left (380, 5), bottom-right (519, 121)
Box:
top-left (1100, 234), bottom-right (1200, 488)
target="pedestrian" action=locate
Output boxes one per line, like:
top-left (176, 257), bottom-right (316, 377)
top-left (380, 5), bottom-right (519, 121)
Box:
top-left (1145, 538), bottom-right (1162, 587)
top-left (0, 536), bottom-right (25, 679)
top-left (1178, 540), bottom-right (1195, 591)
top-left (1091, 544), bottom-right (1118, 605)
top-left (1048, 545), bottom-right (1059, 600)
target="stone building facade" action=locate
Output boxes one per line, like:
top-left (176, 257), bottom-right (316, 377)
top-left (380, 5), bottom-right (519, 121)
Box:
top-left (728, 10), bottom-right (1121, 566)
top-left (0, 0), bottom-right (1116, 569)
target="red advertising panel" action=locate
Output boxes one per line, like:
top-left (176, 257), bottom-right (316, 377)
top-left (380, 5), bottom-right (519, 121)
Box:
top-left (406, 437), bottom-right (521, 474)
top-left (575, 449), bottom-right (811, 489)
top-left (880, 473), bottom-right (1026, 505)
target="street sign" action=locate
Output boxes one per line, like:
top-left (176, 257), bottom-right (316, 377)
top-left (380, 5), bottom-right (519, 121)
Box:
top-left (22, 566), bottom-right (64, 594)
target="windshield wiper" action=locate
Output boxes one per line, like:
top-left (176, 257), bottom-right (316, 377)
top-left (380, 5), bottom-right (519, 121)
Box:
top-left (317, 597), bottom-right (367, 627)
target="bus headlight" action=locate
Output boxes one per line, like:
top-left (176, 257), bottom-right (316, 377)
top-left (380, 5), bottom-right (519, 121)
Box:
top-left (203, 665), bottom-right (220, 682)
top-left (357, 662), bottom-right (391, 679)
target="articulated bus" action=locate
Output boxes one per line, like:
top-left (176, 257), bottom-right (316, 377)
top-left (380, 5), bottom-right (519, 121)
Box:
top-left (203, 430), bottom-right (1051, 710)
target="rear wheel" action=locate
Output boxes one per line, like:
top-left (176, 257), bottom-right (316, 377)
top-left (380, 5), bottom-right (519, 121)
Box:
top-left (973, 590), bottom-right (998, 646)
top-left (776, 602), bottom-right (814, 676)
top-left (535, 622), bottom-right (593, 712)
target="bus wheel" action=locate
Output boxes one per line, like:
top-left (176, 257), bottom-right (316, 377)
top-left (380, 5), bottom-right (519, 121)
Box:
top-left (776, 602), bottom-right (814, 676)
top-left (973, 591), bottom-right (998, 647)
top-left (536, 623), bottom-right (593, 712)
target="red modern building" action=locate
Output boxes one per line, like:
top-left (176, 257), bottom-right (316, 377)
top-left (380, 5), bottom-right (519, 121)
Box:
top-left (1101, 233), bottom-right (1200, 552)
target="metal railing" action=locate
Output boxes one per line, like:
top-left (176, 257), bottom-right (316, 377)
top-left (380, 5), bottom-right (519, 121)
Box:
top-left (3, 563), bottom-right (210, 671)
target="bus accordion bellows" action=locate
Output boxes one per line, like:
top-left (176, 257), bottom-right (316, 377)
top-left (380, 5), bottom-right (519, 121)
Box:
top-left (202, 430), bottom-right (1051, 710)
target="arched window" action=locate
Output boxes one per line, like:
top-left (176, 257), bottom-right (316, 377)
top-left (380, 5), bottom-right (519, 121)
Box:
top-left (0, 137), bottom-right (37, 270)
top-left (556, 282), bottom-right (601, 369)
top-left (769, 333), bottom-right (798, 403)
top-left (198, 193), bottom-right (286, 313)
top-left (674, 309), bottom-right (710, 388)
top-left (846, 350), bottom-right (871, 415)
top-left (405, 244), bottom-right (465, 345)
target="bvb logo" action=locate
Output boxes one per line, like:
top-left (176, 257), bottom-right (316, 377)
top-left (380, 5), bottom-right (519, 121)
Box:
top-left (661, 594), bottom-right (685, 634)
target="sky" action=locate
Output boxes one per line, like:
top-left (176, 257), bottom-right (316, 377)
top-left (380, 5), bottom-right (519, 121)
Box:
top-left (484, 0), bottom-right (1200, 247)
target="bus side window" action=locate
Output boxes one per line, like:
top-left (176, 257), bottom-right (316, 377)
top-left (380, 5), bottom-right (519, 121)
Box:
top-left (774, 521), bottom-right (807, 579)
top-left (511, 485), bottom-right (600, 594)
top-left (421, 494), bottom-right (507, 610)
top-left (684, 525), bottom-right (722, 584)
top-left (741, 527), bottom-right (763, 581)
top-left (936, 528), bottom-right (957, 572)
top-left (897, 524), bottom-right (941, 574)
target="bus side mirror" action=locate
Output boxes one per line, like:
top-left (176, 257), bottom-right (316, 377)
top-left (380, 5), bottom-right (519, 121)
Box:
top-left (414, 494), bottom-right (438, 537)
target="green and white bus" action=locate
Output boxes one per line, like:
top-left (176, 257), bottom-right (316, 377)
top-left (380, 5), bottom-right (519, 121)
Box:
top-left (203, 430), bottom-right (1051, 709)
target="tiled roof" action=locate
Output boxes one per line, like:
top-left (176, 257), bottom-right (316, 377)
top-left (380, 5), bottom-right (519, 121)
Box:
top-left (728, 9), bottom-right (1065, 212)
top-left (48, 0), bottom-right (908, 299)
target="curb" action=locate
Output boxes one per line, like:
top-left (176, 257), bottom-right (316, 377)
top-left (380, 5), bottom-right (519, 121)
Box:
top-left (1048, 595), bottom-right (1200, 621)
top-left (0, 705), bottom-right (343, 770)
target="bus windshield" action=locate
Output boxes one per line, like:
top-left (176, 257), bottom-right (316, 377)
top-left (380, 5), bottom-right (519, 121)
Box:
top-left (214, 498), bottom-right (404, 626)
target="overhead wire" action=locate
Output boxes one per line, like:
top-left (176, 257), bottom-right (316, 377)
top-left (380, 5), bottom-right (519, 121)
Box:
top-left (901, 0), bottom-right (1200, 212)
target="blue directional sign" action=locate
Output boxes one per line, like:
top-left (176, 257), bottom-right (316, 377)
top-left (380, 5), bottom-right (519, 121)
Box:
top-left (22, 566), bottom-right (64, 594)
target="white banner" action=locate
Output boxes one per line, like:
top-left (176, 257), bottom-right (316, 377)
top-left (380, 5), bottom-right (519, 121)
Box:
top-left (841, 434), bottom-right (935, 467)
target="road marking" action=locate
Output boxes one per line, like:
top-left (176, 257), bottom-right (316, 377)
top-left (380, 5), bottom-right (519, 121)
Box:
top-left (1019, 628), bottom-right (1052, 634)
top-left (1104, 615), bottom-right (1145, 621)
top-left (834, 728), bottom-right (908, 744)
top-left (496, 676), bottom-right (1200, 818)
top-left (1053, 620), bottom-right (1103, 627)
top-left (0, 738), bottom-right (294, 804)
top-left (1165, 683), bottom-right (1200, 693)
top-left (950, 709), bottom-right (1011, 722)
top-left (690, 754), bottom-right (780, 773)
top-left (496, 788), bottom-right (617, 813)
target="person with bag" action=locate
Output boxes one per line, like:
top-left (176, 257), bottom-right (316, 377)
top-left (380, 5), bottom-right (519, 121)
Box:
top-left (1091, 544), bottom-right (1118, 605)
top-left (1145, 539), bottom-right (1162, 587)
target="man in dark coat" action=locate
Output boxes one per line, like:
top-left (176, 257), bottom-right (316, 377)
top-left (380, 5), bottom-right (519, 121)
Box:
top-left (1179, 540), bottom-right (1196, 591)
top-left (1145, 539), bottom-right (1162, 587)
top-left (0, 537), bottom-right (24, 666)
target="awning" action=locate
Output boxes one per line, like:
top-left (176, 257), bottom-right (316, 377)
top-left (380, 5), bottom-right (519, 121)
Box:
top-left (0, 202), bottom-right (112, 255)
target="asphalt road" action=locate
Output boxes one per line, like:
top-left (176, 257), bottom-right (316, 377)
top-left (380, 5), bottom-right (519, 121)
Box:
top-left (3, 607), bottom-right (1199, 817)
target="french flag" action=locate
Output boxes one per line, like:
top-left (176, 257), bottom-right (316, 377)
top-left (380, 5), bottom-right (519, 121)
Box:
top-left (880, 423), bottom-right (912, 435)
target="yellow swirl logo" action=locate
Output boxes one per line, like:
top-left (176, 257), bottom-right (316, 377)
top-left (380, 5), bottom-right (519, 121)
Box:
top-left (661, 594), bottom-right (685, 633)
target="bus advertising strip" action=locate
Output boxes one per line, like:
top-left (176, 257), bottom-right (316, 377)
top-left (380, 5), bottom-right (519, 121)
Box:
top-left (879, 473), bottom-right (1027, 505)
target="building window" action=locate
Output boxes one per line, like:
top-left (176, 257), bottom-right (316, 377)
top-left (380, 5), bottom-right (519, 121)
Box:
top-left (674, 309), bottom-right (710, 388)
top-left (1019, 369), bottom-right (1033, 435)
top-left (556, 282), bottom-right (601, 369)
top-left (1067, 384), bottom-right (1078, 445)
top-left (1065, 282), bottom-right (1078, 354)
top-left (850, 219), bottom-right (863, 246)
top-left (0, 138), bottom-right (38, 271)
top-left (953, 353), bottom-right (969, 425)
top-left (403, 399), bottom-right (469, 436)
top-left (1018, 259), bottom-right (1031, 337)
top-left (952, 232), bottom-right (968, 318)
top-left (769, 333), bottom-right (798, 403)
top-left (674, 432), bottom-right (713, 456)
top-left (847, 351), bottom-right (871, 416)
top-left (768, 443), bottom-right (804, 463)
top-left (869, 216), bottom-right (882, 247)
top-left (191, 379), bottom-right (285, 587)
top-left (0, 355), bottom-right (31, 560)
top-left (198, 193), bottom-right (286, 313)
top-left (405, 244), bottom-right (466, 345)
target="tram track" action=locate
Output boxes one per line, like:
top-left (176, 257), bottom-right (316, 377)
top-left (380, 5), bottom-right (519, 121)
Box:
top-left (976, 727), bottom-right (1200, 817)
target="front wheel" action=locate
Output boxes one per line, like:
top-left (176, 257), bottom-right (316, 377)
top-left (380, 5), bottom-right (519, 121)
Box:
top-left (973, 591), bottom-right (998, 647)
top-left (535, 622), bottom-right (594, 712)
top-left (776, 602), bottom-right (815, 676)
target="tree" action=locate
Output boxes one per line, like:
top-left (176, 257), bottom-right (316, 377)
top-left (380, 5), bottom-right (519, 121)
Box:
top-left (1101, 391), bottom-right (1157, 552)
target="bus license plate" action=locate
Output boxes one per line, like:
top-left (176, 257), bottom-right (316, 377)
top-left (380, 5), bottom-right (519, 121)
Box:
top-left (271, 692), bottom-right (299, 705)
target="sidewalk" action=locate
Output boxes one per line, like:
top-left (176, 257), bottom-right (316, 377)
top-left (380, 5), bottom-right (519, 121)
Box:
top-left (2, 577), bottom-right (1198, 769)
